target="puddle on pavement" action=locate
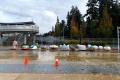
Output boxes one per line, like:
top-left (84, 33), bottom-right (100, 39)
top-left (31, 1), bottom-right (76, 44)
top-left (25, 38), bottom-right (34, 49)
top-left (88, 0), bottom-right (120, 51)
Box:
top-left (0, 50), bottom-right (119, 62)
top-left (0, 49), bottom-right (119, 74)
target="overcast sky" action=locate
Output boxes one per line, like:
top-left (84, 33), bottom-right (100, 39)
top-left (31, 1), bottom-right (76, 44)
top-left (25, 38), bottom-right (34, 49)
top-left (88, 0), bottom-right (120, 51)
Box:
top-left (0, 0), bottom-right (88, 34)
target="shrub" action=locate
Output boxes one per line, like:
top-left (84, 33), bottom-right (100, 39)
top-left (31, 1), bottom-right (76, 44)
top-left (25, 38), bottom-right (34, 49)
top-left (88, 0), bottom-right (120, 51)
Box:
top-left (64, 40), bottom-right (80, 45)
top-left (82, 41), bottom-right (108, 46)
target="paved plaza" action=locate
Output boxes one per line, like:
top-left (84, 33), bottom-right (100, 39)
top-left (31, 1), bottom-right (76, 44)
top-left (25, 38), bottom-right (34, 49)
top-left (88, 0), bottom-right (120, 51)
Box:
top-left (0, 73), bottom-right (119, 80)
top-left (0, 48), bottom-right (119, 79)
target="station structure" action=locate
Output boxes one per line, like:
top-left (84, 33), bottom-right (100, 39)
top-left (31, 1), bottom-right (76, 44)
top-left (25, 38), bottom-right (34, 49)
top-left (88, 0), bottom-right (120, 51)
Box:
top-left (0, 21), bottom-right (39, 46)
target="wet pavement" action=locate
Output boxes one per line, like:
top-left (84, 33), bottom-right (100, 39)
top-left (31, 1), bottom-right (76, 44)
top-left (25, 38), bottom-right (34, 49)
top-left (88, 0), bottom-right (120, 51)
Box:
top-left (0, 48), bottom-right (119, 74)
top-left (0, 63), bottom-right (119, 74)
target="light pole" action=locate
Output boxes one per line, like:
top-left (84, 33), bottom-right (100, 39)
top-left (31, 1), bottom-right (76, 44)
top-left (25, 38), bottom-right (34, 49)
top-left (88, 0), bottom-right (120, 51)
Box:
top-left (117, 27), bottom-right (120, 53)
top-left (63, 26), bottom-right (64, 43)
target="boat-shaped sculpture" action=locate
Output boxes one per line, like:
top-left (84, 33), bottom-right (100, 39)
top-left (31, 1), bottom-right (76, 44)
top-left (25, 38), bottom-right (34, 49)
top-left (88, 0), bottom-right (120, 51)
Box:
top-left (92, 45), bottom-right (98, 50)
top-left (77, 44), bottom-right (87, 51)
top-left (40, 45), bottom-right (48, 51)
top-left (49, 45), bottom-right (58, 51)
top-left (59, 44), bottom-right (70, 51)
top-left (98, 46), bottom-right (104, 50)
top-left (104, 46), bottom-right (111, 51)
top-left (21, 45), bottom-right (30, 50)
top-left (30, 45), bottom-right (38, 50)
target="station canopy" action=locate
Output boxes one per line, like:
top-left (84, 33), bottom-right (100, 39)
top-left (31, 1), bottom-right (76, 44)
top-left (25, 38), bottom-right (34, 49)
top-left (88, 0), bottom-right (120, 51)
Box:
top-left (0, 21), bottom-right (39, 33)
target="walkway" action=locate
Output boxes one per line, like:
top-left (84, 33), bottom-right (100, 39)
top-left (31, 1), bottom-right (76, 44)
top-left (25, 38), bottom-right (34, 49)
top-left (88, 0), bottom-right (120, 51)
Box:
top-left (0, 73), bottom-right (119, 80)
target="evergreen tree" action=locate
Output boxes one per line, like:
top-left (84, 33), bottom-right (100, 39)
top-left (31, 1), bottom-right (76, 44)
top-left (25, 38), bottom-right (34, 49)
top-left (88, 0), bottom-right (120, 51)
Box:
top-left (66, 11), bottom-right (72, 38)
top-left (86, 0), bottom-right (99, 38)
top-left (70, 15), bottom-right (79, 38)
top-left (54, 16), bottom-right (61, 37)
top-left (86, 0), bottom-right (99, 20)
top-left (110, 0), bottom-right (120, 37)
top-left (98, 0), bottom-right (120, 37)
top-left (97, 4), bottom-right (113, 38)
top-left (59, 20), bottom-right (66, 37)
top-left (67, 6), bottom-right (83, 39)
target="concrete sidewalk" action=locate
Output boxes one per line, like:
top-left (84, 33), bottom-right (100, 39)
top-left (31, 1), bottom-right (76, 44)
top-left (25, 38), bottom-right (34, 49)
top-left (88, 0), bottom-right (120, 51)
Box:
top-left (0, 73), bottom-right (119, 80)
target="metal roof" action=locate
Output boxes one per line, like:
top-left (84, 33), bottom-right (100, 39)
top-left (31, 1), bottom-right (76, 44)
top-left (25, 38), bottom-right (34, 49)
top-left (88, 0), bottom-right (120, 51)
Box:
top-left (0, 21), bottom-right (35, 25)
top-left (0, 21), bottom-right (39, 33)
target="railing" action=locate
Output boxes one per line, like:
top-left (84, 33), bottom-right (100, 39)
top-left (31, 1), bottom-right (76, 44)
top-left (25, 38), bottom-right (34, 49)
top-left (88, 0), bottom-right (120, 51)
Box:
top-left (0, 24), bottom-right (39, 32)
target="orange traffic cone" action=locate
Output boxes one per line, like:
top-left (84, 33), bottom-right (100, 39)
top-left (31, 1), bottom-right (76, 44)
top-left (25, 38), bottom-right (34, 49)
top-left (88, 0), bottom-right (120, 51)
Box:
top-left (24, 56), bottom-right (28, 65)
top-left (54, 56), bottom-right (59, 67)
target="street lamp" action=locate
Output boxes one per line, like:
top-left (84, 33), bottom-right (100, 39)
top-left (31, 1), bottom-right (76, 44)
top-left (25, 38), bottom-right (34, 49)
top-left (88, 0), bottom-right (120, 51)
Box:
top-left (117, 27), bottom-right (120, 53)
top-left (63, 26), bottom-right (64, 43)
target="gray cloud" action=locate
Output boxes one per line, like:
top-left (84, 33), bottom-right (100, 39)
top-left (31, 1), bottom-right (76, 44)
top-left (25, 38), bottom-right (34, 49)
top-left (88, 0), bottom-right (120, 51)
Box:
top-left (0, 0), bottom-right (87, 34)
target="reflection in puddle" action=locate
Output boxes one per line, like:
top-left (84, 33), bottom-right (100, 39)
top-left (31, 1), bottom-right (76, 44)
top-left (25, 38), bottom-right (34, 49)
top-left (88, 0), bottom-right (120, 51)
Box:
top-left (0, 50), bottom-right (119, 62)
top-left (24, 51), bottom-right (29, 65)
top-left (0, 50), bottom-right (119, 73)
top-left (0, 63), bottom-right (119, 74)
top-left (12, 50), bottom-right (18, 59)
top-left (37, 51), bottom-right (55, 63)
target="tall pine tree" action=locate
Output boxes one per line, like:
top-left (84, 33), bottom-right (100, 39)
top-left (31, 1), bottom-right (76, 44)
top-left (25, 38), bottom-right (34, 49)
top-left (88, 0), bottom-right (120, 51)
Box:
top-left (67, 6), bottom-right (82, 39)
top-left (86, 0), bottom-right (99, 38)
top-left (54, 17), bottom-right (61, 37)
top-left (97, 4), bottom-right (113, 38)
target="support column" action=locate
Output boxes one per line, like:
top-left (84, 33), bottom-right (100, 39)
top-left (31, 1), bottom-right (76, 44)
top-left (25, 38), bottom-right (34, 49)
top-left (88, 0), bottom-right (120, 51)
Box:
top-left (33, 34), bottom-right (36, 44)
top-left (24, 34), bottom-right (27, 44)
